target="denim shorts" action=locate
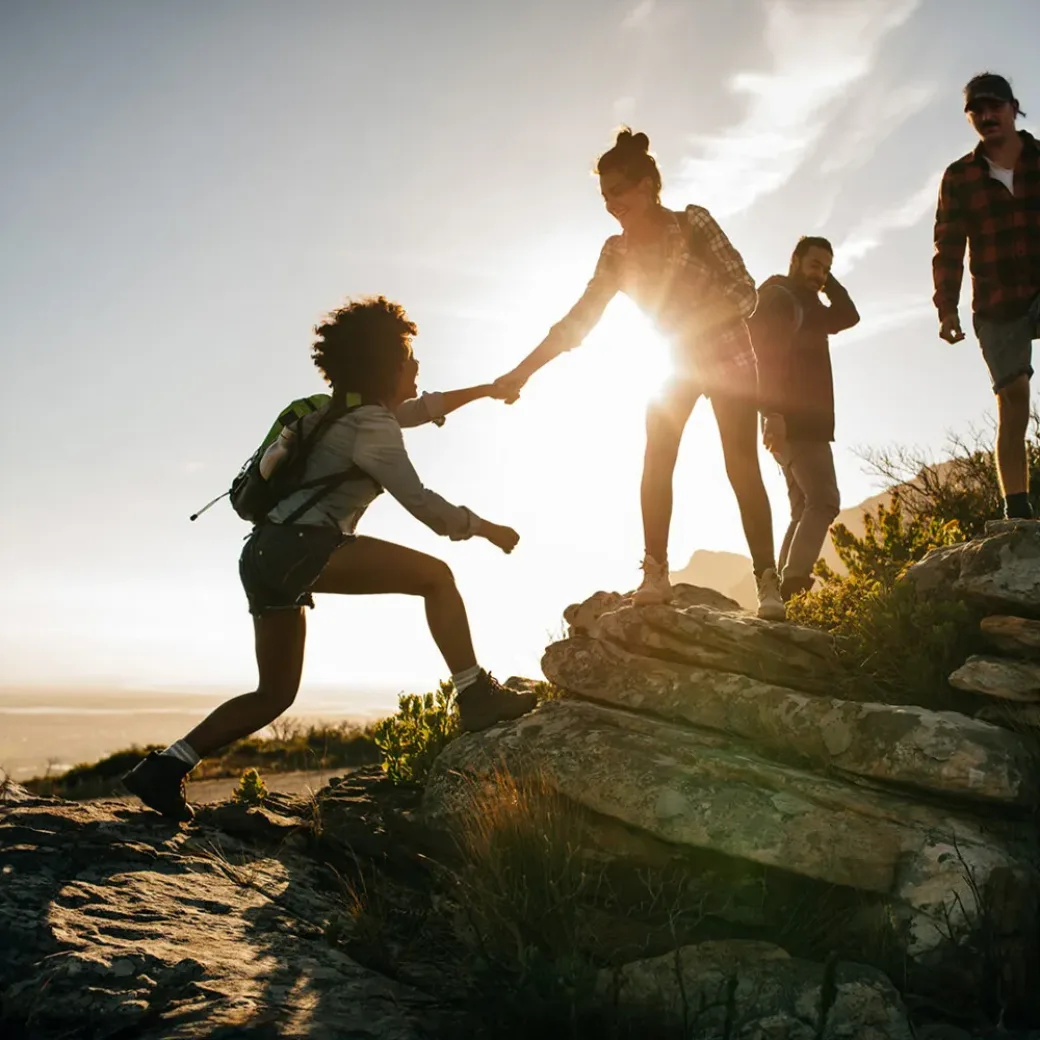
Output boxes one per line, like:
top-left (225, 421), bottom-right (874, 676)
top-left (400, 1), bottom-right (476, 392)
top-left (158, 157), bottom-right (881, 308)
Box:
top-left (239, 523), bottom-right (350, 616)
top-left (975, 294), bottom-right (1040, 393)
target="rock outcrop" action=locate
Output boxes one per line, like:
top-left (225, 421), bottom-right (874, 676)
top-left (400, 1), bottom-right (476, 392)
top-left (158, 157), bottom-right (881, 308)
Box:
top-left (911, 522), bottom-right (1040, 733)
top-left (601, 940), bottom-right (914, 1040)
top-left (425, 537), bottom-right (1040, 1017)
top-left (0, 780), bottom-right (444, 1040)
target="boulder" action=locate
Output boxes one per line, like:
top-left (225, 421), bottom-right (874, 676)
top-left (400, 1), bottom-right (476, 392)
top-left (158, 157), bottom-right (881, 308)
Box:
top-left (981, 615), bottom-right (1040, 659)
top-left (0, 790), bottom-right (444, 1039)
top-left (950, 655), bottom-right (1040, 702)
top-left (423, 698), bottom-right (1036, 963)
top-left (600, 939), bottom-right (914, 1039)
top-left (543, 635), bottom-right (1039, 806)
top-left (563, 591), bottom-right (839, 693)
top-left (907, 521), bottom-right (1040, 616)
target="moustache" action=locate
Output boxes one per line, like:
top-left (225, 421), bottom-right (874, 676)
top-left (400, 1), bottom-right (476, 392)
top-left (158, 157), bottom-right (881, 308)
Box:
top-left (981, 120), bottom-right (1000, 129)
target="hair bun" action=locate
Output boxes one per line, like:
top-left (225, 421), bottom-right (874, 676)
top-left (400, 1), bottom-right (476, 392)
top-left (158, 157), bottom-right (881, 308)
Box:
top-left (616, 128), bottom-right (650, 153)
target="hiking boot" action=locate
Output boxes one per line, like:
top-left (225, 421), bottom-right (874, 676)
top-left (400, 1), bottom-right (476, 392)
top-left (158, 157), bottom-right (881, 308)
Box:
top-left (456, 671), bottom-right (537, 733)
top-left (122, 751), bottom-right (194, 822)
top-left (780, 574), bottom-right (814, 602)
top-left (632, 554), bottom-right (673, 605)
top-left (756, 568), bottom-right (786, 621)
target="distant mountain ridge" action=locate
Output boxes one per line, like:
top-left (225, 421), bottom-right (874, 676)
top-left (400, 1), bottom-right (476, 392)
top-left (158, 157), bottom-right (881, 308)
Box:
top-left (670, 484), bottom-right (894, 609)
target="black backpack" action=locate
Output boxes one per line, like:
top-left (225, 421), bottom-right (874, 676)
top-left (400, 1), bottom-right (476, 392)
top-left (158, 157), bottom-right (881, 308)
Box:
top-left (190, 393), bottom-right (373, 524)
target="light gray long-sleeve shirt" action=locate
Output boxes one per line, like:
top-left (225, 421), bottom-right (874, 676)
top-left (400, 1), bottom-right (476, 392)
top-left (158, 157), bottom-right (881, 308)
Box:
top-left (265, 392), bottom-right (482, 539)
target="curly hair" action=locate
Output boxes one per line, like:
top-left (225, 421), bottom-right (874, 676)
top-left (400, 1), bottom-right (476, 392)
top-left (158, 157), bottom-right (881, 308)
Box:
top-left (311, 296), bottom-right (416, 402)
top-left (595, 127), bottom-right (662, 201)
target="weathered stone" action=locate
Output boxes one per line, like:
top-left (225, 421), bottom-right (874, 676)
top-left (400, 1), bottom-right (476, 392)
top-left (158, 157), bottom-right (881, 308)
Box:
top-left (563, 593), bottom-right (839, 693)
top-left (423, 698), bottom-right (1035, 963)
top-left (542, 635), bottom-right (1039, 806)
top-left (950, 655), bottom-right (1040, 702)
top-left (599, 939), bottom-right (913, 1039)
top-left (0, 771), bottom-right (35, 805)
top-left (981, 614), bottom-right (1040, 659)
top-left (908, 522), bottom-right (1040, 615)
top-left (977, 702), bottom-right (1040, 730)
top-left (0, 792), bottom-right (445, 1039)
top-left (564, 583), bottom-right (742, 638)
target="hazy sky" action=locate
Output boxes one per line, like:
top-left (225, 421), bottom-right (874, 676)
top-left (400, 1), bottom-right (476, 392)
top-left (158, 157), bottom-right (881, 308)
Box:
top-left (1, 0), bottom-right (1037, 703)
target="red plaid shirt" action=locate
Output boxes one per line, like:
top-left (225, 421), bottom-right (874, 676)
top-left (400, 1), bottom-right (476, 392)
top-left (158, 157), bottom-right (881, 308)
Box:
top-left (932, 130), bottom-right (1040, 322)
top-left (543, 206), bottom-right (759, 393)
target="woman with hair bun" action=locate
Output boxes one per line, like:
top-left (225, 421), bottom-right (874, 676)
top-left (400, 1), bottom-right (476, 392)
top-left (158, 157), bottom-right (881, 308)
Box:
top-left (495, 129), bottom-right (784, 619)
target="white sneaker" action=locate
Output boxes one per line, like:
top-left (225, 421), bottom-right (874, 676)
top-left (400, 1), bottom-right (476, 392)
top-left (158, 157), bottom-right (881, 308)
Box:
top-left (756, 567), bottom-right (786, 621)
top-left (633, 555), bottom-right (673, 605)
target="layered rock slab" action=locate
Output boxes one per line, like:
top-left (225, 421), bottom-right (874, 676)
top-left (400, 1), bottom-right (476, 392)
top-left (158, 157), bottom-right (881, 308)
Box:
top-left (542, 635), bottom-right (1039, 806)
top-left (423, 697), bottom-right (1034, 959)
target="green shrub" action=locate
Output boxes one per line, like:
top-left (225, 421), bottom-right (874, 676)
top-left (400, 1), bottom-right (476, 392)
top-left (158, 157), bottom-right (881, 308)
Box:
top-left (232, 767), bottom-right (268, 806)
top-left (788, 495), bottom-right (982, 707)
top-left (373, 681), bottom-right (460, 786)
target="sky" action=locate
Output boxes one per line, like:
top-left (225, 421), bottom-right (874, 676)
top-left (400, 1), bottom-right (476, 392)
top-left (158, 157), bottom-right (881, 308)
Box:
top-left (1, 0), bottom-right (1037, 707)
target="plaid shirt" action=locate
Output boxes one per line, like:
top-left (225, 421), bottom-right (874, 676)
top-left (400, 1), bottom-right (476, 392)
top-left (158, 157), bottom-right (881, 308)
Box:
top-left (543, 206), bottom-right (759, 392)
top-left (933, 130), bottom-right (1040, 322)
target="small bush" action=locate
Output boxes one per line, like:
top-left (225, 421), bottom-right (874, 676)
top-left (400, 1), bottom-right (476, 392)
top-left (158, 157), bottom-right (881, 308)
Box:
top-left (232, 767), bottom-right (268, 806)
top-left (788, 495), bottom-right (982, 707)
top-left (373, 682), bottom-right (460, 787)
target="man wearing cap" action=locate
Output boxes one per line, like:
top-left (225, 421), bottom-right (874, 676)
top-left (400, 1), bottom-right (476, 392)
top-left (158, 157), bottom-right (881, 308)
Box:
top-left (933, 72), bottom-right (1040, 520)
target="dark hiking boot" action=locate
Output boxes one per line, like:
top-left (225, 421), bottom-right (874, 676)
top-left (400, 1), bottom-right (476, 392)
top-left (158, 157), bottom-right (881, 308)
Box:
top-left (122, 751), bottom-right (194, 822)
top-left (456, 671), bottom-right (538, 733)
top-left (780, 574), bottom-right (814, 602)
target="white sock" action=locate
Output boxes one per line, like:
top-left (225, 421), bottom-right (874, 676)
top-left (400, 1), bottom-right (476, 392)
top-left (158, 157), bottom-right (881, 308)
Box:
top-left (160, 739), bottom-right (201, 768)
top-left (452, 665), bottom-right (482, 693)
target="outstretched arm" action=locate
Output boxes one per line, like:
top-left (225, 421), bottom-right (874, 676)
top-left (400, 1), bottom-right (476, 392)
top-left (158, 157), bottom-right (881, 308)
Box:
top-left (495, 240), bottom-right (621, 398)
top-left (395, 385), bottom-right (503, 429)
top-left (353, 410), bottom-right (518, 551)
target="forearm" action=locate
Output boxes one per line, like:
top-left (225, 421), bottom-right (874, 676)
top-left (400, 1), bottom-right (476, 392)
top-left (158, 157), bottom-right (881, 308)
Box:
top-left (513, 337), bottom-right (564, 379)
top-left (438, 385), bottom-right (492, 416)
top-left (822, 278), bottom-right (860, 331)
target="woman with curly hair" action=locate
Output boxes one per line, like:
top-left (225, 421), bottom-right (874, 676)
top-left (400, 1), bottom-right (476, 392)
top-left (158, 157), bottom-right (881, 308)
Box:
top-left (124, 296), bottom-right (536, 820)
top-left (495, 129), bottom-right (784, 620)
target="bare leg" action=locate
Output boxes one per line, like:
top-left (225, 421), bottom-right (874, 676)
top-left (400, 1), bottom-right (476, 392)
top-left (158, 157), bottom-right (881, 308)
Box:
top-left (185, 609), bottom-right (306, 757)
top-left (996, 374), bottom-right (1031, 497)
top-left (313, 536), bottom-right (477, 673)
top-left (641, 382), bottom-right (701, 563)
top-left (712, 393), bottom-right (776, 574)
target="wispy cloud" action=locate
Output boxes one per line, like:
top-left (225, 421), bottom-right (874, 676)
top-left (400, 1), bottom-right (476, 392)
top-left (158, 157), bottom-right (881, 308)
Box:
top-left (670, 0), bottom-right (920, 217)
top-left (822, 81), bottom-right (938, 175)
top-left (838, 294), bottom-right (935, 345)
top-left (621, 0), bottom-right (656, 30)
top-left (833, 171), bottom-right (940, 272)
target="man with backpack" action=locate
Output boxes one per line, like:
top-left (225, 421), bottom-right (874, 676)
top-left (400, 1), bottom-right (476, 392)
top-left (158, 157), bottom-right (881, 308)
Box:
top-left (123, 296), bottom-right (536, 821)
top-left (749, 236), bottom-right (860, 601)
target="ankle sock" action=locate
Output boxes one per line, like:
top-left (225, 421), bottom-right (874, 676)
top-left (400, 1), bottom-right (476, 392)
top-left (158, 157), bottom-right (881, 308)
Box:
top-left (159, 739), bottom-right (201, 769)
top-left (452, 665), bottom-right (482, 693)
top-left (1004, 492), bottom-right (1033, 520)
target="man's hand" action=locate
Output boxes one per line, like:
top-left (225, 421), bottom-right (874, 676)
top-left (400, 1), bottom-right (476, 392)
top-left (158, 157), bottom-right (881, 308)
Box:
top-left (479, 520), bottom-right (520, 554)
top-left (491, 370), bottom-right (527, 404)
top-left (939, 314), bottom-right (965, 344)
top-left (762, 413), bottom-right (787, 455)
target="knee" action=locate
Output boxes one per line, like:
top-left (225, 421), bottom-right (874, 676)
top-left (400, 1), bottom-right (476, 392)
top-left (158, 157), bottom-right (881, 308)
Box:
top-left (255, 684), bottom-right (299, 715)
top-left (725, 452), bottom-right (765, 495)
top-left (999, 379), bottom-right (1031, 427)
top-left (419, 557), bottom-right (456, 596)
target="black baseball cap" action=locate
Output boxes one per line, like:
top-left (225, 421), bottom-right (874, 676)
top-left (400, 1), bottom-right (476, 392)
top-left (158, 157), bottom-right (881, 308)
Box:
top-left (964, 73), bottom-right (1015, 111)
